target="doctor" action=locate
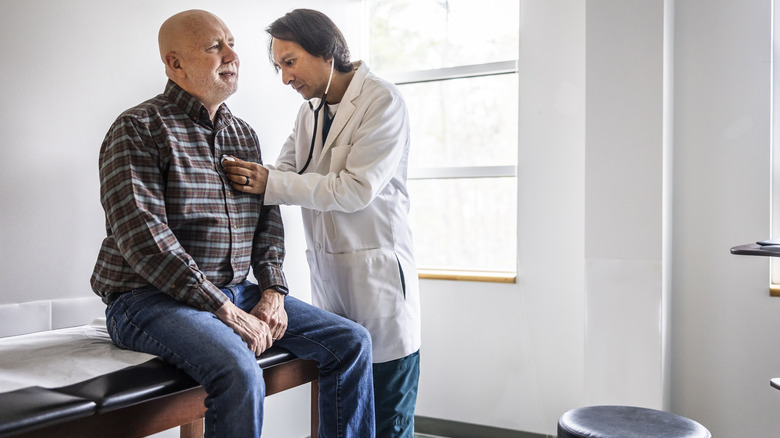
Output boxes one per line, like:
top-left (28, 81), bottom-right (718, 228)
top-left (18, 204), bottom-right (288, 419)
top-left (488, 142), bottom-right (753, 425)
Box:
top-left (223, 8), bottom-right (421, 437)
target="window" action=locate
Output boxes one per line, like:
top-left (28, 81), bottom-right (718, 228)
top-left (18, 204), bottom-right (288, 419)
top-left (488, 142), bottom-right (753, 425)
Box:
top-left (364, 0), bottom-right (519, 280)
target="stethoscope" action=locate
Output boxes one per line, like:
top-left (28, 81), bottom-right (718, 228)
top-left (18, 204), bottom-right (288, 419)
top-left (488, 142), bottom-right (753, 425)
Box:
top-left (298, 60), bottom-right (335, 174)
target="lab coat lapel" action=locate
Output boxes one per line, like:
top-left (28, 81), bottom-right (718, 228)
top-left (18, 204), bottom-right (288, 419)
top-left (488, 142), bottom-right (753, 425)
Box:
top-left (317, 62), bottom-right (368, 166)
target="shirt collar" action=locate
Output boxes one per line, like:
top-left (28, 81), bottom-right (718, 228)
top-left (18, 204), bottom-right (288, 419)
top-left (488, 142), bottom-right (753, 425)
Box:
top-left (163, 79), bottom-right (233, 129)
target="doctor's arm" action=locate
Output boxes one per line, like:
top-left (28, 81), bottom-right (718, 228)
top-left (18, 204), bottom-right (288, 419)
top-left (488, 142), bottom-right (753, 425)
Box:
top-left (223, 118), bottom-right (301, 194)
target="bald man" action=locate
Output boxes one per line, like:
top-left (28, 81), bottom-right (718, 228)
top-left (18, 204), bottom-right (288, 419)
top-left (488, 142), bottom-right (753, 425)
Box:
top-left (91, 10), bottom-right (375, 437)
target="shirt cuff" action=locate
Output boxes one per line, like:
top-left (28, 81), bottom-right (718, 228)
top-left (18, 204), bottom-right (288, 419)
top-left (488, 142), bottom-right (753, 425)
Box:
top-left (194, 281), bottom-right (228, 313)
top-left (255, 264), bottom-right (288, 295)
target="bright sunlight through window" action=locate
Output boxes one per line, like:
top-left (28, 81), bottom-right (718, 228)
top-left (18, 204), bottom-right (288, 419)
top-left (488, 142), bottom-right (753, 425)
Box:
top-left (364, 0), bottom-right (519, 276)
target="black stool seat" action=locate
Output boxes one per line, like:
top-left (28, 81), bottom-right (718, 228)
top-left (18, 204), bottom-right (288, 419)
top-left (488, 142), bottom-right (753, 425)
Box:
top-left (558, 405), bottom-right (711, 438)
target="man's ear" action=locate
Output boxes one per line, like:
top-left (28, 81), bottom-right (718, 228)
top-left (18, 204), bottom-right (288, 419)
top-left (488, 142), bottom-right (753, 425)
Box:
top-left (164, 52), bottom-right (185, 78)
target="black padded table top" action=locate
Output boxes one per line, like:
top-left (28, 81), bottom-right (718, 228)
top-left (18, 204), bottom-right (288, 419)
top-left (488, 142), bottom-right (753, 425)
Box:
top-left (59, 346), bottom-right (296, 412)
top-left (0, 346), bottom-right (298, 437)
top-left (0, 386), bottom-right (96, 436)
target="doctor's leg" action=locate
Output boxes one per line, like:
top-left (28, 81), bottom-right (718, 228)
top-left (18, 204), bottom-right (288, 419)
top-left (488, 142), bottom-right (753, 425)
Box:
top-left (373, 350), bottom-right (420, 438)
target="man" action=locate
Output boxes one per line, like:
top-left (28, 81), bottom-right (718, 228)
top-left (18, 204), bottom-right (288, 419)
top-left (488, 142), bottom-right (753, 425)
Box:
top-left (223, 9), bottom-right (421, 437)
top-left (90, 10), bottom-right (375, 437)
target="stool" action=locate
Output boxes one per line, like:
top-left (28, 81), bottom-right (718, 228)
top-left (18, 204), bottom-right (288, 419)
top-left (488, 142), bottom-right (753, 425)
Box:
top-left (558, 405), bottom-right (711, 438)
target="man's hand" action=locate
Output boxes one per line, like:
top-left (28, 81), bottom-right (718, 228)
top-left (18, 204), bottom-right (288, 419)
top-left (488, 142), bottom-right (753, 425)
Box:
top-left (215, 300), bottom-right (273, 356)
top-left (251, 289), bottom-right (288, 342)
top-left (222, 156), bottom-right (268, 195)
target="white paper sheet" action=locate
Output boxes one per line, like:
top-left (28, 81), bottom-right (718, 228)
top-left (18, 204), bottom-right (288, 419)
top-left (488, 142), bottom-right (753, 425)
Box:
top-left (0, 318), bottom-right (157, 394)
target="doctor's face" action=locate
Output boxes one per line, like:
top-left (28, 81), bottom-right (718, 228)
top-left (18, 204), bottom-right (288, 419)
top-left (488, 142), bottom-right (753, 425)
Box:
top-left (272, 38), bottom-right (332, 101)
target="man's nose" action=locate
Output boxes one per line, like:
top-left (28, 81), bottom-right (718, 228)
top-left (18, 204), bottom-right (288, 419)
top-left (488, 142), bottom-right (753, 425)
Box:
top-left (281, 69), bottom-right (293, 85)
top-left (224, 45), bottom-right (239, 64)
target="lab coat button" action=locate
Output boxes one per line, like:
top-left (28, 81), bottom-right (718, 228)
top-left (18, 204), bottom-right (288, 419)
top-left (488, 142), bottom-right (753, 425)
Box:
top-left (315, 243), bottom-right (322, 251)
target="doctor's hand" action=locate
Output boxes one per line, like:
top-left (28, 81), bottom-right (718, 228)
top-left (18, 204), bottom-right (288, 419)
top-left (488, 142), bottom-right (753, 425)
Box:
top-left (222, 157), bottom-right (268, 195)
top-left (251, 289), bottom-right (288, 342)
top-left (215, 300), bottom-right (273, 356)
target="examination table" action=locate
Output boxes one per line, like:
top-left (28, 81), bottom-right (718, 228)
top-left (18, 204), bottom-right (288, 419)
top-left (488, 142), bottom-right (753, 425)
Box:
top-left (0, 319), bottom-right (319, 437)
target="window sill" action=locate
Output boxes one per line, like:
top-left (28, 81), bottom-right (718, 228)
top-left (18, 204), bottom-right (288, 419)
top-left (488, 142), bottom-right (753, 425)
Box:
top-left (417, 269), bottom-right (517, 283)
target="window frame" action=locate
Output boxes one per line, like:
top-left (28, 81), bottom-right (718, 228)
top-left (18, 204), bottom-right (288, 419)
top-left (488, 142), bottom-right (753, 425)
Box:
top-left (362, 1), bottom-right (519, 282)
top-left (385, 61), bottom-right (518, 182)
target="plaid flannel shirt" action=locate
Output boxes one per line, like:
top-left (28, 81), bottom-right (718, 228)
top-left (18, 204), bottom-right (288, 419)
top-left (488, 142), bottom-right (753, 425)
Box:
top-left (91, 80), bottom-right (287, 313)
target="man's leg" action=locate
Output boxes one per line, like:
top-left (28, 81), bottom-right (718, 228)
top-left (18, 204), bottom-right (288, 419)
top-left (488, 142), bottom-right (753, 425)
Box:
top-left (105, 286), bottom-right (265, 438)
top-left (373, 350), bottom-right (420, 438)
top-left (276, 295), bottom-right (376, 438)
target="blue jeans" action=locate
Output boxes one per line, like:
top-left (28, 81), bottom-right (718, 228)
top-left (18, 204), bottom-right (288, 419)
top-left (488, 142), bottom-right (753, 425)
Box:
top-left (105, 281), bottom-right (375, 438)
top-left (373, 350), bottom-right (420, 438)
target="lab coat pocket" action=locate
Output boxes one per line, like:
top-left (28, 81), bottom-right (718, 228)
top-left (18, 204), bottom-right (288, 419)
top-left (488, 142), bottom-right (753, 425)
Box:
top-left (319, 248), bottom-right (404, 322)
top-left (328, 144), bottom-right (350, 173)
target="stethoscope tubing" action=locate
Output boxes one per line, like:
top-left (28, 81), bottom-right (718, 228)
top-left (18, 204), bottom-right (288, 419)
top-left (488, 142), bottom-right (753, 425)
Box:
top-left (298, 60), bottom-right (335, 175)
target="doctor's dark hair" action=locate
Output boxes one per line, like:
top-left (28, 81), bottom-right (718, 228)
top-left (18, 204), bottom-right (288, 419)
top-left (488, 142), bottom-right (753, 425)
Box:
top-left (266, 9), bottom-right (353, 74)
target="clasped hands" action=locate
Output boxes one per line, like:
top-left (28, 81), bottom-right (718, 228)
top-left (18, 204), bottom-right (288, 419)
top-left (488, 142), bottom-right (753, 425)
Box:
top-left (215, 289), bottom-right (287, 356)
top-left (222, 156), bottom-right (268, 195)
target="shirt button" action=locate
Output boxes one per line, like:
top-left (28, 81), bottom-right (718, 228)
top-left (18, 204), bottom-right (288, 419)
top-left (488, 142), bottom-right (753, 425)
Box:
top-left (315, 243), bottom-right (322, 251)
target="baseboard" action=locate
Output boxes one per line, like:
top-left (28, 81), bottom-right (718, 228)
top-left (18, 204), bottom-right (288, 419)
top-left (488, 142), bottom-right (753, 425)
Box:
top-left (414, 416), bottom-right (552, 438)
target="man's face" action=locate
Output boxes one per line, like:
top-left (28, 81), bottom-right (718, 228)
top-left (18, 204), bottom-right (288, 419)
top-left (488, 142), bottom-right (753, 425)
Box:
top-left (272, 38), bottom-right (332, 101)
top-left (177, 15), bottom-right (239, 108)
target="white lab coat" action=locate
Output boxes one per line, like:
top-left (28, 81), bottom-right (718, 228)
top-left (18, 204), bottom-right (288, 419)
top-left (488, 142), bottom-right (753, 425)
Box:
top-left (265, 61), bottom-right (421, 363)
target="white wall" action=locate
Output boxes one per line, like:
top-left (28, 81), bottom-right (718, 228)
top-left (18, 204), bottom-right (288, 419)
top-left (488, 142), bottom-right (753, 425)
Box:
top-left (672, 0), bottom-right (780, 436)
top-left (584, 0), bottom-right (668, 409)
